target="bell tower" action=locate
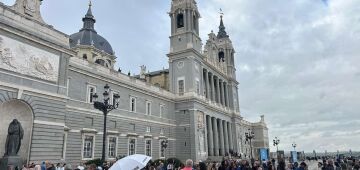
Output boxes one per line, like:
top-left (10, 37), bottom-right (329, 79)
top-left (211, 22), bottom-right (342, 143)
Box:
top-left (216, 15), bottom-right (240, 112)
top-left (169, 0), bottom-right (201, 53)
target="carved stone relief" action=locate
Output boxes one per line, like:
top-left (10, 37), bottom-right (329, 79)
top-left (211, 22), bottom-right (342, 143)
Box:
top-left (0, 35), bottom-right (59, 82)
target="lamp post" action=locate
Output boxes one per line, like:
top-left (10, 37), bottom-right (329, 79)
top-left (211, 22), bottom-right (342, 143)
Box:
top-left (292, 143), bottom-right (297, 151)
top-left (273, 137), bottom-right (280, 152)
top-left (273, 137), bottom-right (280, 160)
top-left (92, 84), bottom-right (120, 164)
top-left (245, 129), bottom-right (255, 160)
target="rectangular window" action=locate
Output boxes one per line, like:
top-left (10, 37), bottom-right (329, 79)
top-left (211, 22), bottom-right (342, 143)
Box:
top-left (110, 91), bottom-right (119, 105)
top-left (61, 132), bottom-right (68, 160)
top-left (130, 97), bottom-right (136, 112)
top-left (159, 104), bottom-right (165, 118)
top-left (128, 138), bottom-right (136, 155)
top-left (146, 101), bottom-right (151, 115)
top-left (87, 85), bottom-right (96, 103)
top-left (145, 139), bottom-right (152, 157)
top-left (108, 137), bottom-right (117, 158)
top-left (146, 126), bottom-right (151, 133)
top-left (178, 80), bottom-right (184, 96)
top-left (83, 135), bottom-right (94, 159)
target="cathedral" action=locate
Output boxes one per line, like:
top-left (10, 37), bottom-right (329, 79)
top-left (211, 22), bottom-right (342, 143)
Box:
top-left (0, 0), bottom-right (269, 165)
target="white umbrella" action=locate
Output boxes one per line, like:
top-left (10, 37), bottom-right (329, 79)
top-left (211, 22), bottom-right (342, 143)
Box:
top-left (110, 154), bottom-right (152, 170)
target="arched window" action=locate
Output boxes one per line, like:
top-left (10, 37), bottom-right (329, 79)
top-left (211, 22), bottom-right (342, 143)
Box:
top-left (95, 59), bottom-right (105, 66)
top-left (177, 13), bottom-right (184, 28)
top-left (218, 51), bottom-right (225, 62)
top-left (83, 54), bottom-right (87, 60)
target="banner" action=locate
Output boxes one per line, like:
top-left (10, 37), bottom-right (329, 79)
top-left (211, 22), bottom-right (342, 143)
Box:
top-left (260, 148), bottom-right (268, 161)
top-left (291, 151), bottom-right (298, 163)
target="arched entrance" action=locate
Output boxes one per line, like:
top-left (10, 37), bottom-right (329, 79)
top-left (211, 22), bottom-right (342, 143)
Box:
top-left (0, 100), bottom-right (33, 162)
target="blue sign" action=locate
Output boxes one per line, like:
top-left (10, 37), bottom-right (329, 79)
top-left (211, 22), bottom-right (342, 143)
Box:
top-left (291, 151), bottom-right (298, 163)
top-left (260, 148), bottom-right (268, 161)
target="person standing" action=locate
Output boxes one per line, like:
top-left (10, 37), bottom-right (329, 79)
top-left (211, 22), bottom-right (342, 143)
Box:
top-left (41, 162), bottom-right (46, 170)
top-left (181, 160), bottom-right (194, 170)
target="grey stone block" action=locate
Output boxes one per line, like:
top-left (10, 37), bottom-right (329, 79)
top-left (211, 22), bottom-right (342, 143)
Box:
top-left (0, 156), bottom-right (23, 170)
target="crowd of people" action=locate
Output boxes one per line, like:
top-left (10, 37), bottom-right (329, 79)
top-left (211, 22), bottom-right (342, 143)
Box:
top-left (143, 157), bottom-right (360, 170)
top-left (10, 156), bottom-right (360, 170)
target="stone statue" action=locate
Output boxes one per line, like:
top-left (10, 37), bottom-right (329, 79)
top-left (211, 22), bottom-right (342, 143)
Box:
top-left (24, 0), bottom-right (37, 13)
top-left (5, 119), bottom-right (24, 156)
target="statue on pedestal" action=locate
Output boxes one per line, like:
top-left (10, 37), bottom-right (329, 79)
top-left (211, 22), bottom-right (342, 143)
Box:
top-left (0, 119), bottom-right (24, 170)
top-left (5, 119), bottom-right (24, 156)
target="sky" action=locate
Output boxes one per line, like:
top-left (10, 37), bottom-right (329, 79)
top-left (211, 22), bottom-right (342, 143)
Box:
top-left (2, 0), bottom-right (360, 153)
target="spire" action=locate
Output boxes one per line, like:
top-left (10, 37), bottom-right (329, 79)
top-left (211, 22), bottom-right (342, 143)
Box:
top-left (217, 9), bottom-right (229, 39)
top-left (81, 0), bottom-right (96, 32)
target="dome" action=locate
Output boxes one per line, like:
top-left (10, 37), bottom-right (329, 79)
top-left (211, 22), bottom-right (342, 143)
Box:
top-left (70, 30), bottom-right (114, 55)
top-left (69, 2), bottom-right (114, 55)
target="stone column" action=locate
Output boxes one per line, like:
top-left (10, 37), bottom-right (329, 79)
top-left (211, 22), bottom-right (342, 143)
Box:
top-left (223, 82), bottom-right (228, 107)
top-left (218, 119), bottom-right (225, 156)
top-left (216, 77), bottom-right (221, 104)
top-left (225, 83), bottom-right (230, 107)
top-left (210, 75), bottom-right (216, 102)
top-left (213, 77), bottom-right (217, 103)
top-left (228, 122), bottom-right (234, 151)
top-left (221, 81), bottom-right (226, 106)
top-left (219, 79), bottom-right (223, 105)
top-left (206, 71), bottom-right (211, 99)
top-left (212, 117), bottom-right (219, 156)
top-left (206, 116), bottom-right (214, 156)
top-left (202, 69), bottom-right (207, 98)
top-left (223, 120), bottom-right (229, 155)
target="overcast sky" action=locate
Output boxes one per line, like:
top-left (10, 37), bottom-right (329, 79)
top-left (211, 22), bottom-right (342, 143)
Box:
top-left (3, 0), bottom-right (359, 153)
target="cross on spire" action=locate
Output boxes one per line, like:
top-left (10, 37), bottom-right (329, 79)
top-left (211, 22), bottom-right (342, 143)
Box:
top-left (219, 8), bottom-right (224, 18)
top-left (217, 8), bottom-right (228, 39)
top-left (81, 0), bottom-right (96, 32)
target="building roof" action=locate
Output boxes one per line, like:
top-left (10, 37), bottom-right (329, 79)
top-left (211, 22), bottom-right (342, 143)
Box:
top-left (69, 2), bottom-right (114, 55)
top-left (133, 69), bottom-right (169, 78)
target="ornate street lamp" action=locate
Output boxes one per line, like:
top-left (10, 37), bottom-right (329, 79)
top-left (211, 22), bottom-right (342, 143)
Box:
top-left (92, 84), bottom-right (120, 164)
top-left (273, 137), bottom-right (280, 152)
top-left (292, 143), bottom-right (297, 151)
top-left (245, 129), bottom-right (255, 160)
top-left (273, 137), bottom-right (280, 160)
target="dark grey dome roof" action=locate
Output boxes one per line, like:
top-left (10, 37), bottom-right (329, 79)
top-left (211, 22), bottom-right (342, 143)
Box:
top-left (69, 3), bottom-right (114, 55)
top-left (70, 30), bottom-right (114, 55)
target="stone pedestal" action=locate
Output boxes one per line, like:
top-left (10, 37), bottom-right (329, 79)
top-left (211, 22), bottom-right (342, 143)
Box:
top-left (0, 156), bottom-right (23, 170)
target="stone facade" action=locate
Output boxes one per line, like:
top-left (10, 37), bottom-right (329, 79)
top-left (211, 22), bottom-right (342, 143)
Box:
top-left (0, 0), bottom-right (269, 165)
